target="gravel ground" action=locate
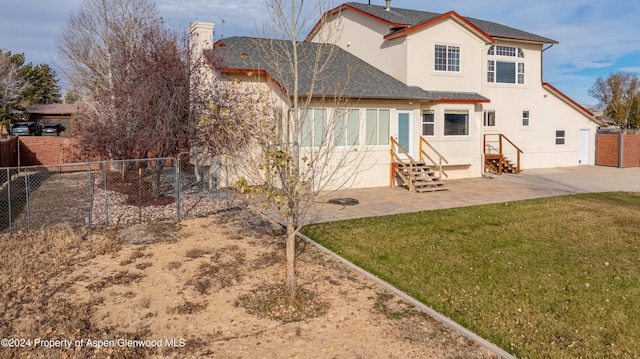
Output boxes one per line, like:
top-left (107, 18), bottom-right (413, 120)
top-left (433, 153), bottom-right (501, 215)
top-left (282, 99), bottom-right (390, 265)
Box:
top-left (90, 187), bottom-right (245, 226)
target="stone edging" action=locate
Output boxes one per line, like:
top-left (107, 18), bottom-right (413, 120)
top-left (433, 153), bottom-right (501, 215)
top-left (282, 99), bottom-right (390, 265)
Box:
top-left (296, 231), bottom-right (518, 359)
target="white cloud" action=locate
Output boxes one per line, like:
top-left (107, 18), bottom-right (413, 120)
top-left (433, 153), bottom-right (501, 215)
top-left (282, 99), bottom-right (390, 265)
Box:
top-left (619, 66), bottom-right (640, 73)
top-left (0, 0), bottom-right (638, 101)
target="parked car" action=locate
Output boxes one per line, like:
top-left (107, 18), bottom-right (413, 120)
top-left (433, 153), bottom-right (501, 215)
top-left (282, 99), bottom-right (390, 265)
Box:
top-left (42, 123), bottom-right (64, 136)
top-left (11, 121), bottom-right (42, 136)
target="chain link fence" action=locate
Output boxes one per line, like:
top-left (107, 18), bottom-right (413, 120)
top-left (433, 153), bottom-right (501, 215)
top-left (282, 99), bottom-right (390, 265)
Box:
top-left (177, 151), bottom-right (235, 218)
top-left (0, 157), bottom-right (242, 238)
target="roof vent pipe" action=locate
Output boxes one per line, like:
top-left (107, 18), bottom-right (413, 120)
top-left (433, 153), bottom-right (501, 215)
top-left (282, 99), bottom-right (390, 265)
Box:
top-left (385, 0), bottom-right (391, 11)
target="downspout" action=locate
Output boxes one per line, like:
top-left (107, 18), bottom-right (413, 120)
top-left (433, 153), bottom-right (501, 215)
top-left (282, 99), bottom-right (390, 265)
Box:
top-left (541, 44), bottom-right (554, 83)
top-left (480, 46), bottom-right (488, 177)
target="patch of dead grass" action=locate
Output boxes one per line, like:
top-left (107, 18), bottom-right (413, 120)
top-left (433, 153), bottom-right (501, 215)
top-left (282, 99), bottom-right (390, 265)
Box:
top-left (167, 301), bottom-right (208, 315)
top-left (238, 284), bottom-right (329, 323)
top-left (86, 271), bottom-right (144, 292)
top-left (0, 224), bottom-right (156, 358)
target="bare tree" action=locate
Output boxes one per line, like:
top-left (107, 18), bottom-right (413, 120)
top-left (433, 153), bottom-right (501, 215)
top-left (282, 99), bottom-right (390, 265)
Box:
top-left (74, 18), bottom-right (194, 196)
top-left (58, 0), bottom-right (200, 198)
top-left (0, 50), bottom-right (28, 126)
top-left (197, 0), bottom-right (367, 299)
top-left (57, 0), bottom-right (158, 120)
top-left (589, 72), bottom-right (640, 130)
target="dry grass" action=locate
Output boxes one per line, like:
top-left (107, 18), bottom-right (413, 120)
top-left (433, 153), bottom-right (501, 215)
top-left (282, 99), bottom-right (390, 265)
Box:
top-left (0, 224), bottom-right (152, 358)
top-left (0, 207), bottom-right (499, 358)
top-left (238, 284), bottom-right (329, 323)
top-left (167, 301), bottom-right (208, 315)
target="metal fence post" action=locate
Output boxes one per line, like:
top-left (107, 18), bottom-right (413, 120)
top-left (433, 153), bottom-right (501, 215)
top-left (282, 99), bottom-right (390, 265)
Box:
top-left (88, 164), bottom-right (93, 229)
top-left (176, 157), bottom-right (181, 221)
top-left (138, 165), bottom-right (142, 224)
top-left (225, 150), bottom-right (229, 208)
top-left (24, 168), bottom-right (31, 230)
top-left (103, 161), bottom-right (109, 226)
top-left (7, 168), bottom-right (12, 239)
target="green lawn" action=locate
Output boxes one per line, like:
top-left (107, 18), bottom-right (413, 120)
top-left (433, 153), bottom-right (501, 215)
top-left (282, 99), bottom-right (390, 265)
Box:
top-left (303, 192), bottom-right (640, 358)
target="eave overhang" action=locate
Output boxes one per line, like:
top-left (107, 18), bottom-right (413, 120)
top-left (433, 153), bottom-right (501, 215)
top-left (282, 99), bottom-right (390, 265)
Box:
top-left (542, 82), bottom-right (600, 123)
top-left (383, 11), bottom-right (495, 43)
top-left (305, 4), bottom-right (408, 42)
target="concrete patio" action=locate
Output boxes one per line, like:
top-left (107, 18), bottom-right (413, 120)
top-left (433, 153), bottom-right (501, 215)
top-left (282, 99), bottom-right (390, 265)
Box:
top-left (256, 166), bottom-right (640, 225)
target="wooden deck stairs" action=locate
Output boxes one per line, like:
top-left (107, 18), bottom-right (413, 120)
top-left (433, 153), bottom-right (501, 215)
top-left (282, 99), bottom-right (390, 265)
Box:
top-left (485, 154), bottom-right (519, 174)
top-left (394, 161), bottom-right (447, 193)
top-left (390, 137), bottom-right (448, 193)
top-left (484, 134), bottom-right (523, 175)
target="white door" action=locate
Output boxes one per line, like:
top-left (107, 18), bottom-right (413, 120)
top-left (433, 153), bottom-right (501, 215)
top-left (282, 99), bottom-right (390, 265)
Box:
top-left (578, 129), bottom-right (589, 165)
top-left (396, 110), bottom-right (413, 160)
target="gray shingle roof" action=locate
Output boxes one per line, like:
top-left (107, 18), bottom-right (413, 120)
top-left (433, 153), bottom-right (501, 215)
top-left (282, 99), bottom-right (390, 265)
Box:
top-left (208, 36), bottom-right (488, 103)
top-left (344, 2), bottom-right (557, 44)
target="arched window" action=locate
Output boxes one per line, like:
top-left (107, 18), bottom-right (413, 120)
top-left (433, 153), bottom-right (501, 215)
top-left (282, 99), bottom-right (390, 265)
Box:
top-left (487, 45), bottom-right (524, 58)
top-left (487, 45), bottom-right (525, 84)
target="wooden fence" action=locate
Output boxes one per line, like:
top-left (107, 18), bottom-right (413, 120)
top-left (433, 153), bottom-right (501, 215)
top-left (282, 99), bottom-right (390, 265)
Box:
top-left (596, 132), bottom-right (640, 168)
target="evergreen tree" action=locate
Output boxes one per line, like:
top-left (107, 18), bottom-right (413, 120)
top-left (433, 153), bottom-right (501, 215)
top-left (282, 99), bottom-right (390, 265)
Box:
top-left (20, 63), bottom-right (62, 104)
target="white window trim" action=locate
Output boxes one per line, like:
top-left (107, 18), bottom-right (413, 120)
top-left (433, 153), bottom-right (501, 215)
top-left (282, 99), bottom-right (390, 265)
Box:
top-left (300, 107), bottom-right (328, 148)
top-left (422, 109), bottom-right (435, 136)
top-left (488, 45), bottom-right (524, 58)
top-left (365, 108), bottom-right (391, 146)
top-left (333, 108), bottom-right (360, 147)
top-left (555, 129), bottom-right (566, 146)
top-left (434, 44), bottom-right (461, 73)
top-left (522, 110), bottom-right (530, 127)
top-left (487, 44), bottom-right (526, 85)
top-left (487, 60), bottom-right (525, 85)
top-left (483, 110), bottom-right (496, 127)
top-left (443, 109), bottom-right (470, 137)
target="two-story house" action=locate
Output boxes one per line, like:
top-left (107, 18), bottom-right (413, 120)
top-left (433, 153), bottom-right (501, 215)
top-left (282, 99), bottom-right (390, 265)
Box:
top-left (190, 1), bottom-right (603, 191)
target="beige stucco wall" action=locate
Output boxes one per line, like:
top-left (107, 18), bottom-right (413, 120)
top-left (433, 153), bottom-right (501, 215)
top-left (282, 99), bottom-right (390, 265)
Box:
top-left (309, 10), bottom-right (408, 83)
top-left (197, 7), bottom-right (602, 190)
top-left (405, 19), bottom-right (489, 93)
top-left (309, 11), bottom-right (601, 174)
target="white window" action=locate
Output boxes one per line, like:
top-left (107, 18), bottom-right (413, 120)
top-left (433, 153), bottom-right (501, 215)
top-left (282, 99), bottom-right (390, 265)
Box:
top-left (435, 45), bottom-right (460, 72)
top-left (365, 109), bottom-right (390, 145)
top-left (422, 110), bottom-right (434, 136)
top-left (555, 130), bottom-right (566, 145)
top-left (444, 110), bottom-right (469, 136)
top-left (483, 110), bottom-right (496, 127)
top-left (488, 45), bottom-right (524, 58)
top-left (301, 108), bottom-right (327, 147)
top-left (517, 63), bottom-right (525, 84)
top-left (334, 109), bottom-right (359, 146)
top-left (487, 45), bottom-right (525, 84)
top-left (522, 110), bottom-right (530, 127)
top-left (487, 60), bottom-right (495, 83)
top-left (487, 61), bottom-right (525, 84)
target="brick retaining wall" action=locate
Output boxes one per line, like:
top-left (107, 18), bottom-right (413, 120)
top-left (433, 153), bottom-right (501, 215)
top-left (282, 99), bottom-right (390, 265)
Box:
top-left (14, 136), bottom-right (90, 167)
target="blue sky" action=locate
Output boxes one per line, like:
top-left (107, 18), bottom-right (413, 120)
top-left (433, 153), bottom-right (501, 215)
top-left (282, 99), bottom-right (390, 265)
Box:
top-left (0, 0), bottom-right (638, 105)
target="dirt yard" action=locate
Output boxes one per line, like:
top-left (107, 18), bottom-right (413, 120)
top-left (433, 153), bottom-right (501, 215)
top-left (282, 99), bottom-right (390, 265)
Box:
top-left (0, 208), bottom-right (499, 358)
